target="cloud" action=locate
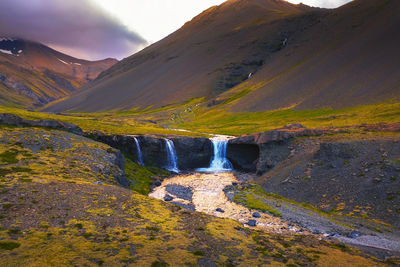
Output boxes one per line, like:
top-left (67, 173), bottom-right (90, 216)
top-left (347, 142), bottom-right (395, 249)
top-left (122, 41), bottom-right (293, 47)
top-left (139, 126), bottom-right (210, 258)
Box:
top-left (287, 0), bottom-right (352, 8)
top-left (0, 0), bottom-right (148, 60)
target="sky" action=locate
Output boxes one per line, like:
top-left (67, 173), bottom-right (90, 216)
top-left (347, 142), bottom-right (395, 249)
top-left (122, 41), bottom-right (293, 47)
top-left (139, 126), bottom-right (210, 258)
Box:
top-left (0, 0), bottom-right (352, 61)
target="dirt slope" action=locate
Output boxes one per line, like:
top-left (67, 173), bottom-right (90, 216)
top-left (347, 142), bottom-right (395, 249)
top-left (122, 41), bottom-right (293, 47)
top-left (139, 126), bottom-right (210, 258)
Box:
top-left (45, 0), bottom-right (400, 113)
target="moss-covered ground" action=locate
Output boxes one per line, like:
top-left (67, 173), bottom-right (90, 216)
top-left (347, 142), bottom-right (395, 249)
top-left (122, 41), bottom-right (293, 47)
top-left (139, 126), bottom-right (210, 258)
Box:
top-left (0, 126), bottom-right (386, 266)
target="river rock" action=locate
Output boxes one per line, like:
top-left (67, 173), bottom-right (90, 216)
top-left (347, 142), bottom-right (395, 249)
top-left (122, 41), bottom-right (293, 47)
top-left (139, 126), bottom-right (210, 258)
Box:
top-left (252, 212), bottom-right (261, 218)
top-left (164, 194), bottom-right (174, 201)
top-left (348, 231), bottom-right (361, 238)
top-left (216, 208), bottom-right (225, 213)
top-left (165, 184), bottom-right (193, 201)
top-left (247, 220), bottom-right (257, 227)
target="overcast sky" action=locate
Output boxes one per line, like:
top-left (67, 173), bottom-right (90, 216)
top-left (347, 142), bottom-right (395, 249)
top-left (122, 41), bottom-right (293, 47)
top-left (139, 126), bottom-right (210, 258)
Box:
top-left (0, 0), bottom-right (352, 61)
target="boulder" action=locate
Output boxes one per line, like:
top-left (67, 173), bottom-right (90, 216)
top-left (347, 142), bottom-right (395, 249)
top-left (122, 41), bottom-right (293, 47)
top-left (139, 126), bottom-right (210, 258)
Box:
top-left (247, 220), bottom-right (257, 227)
top-left (165, 184), bottom-right (193, 201)
top-left (348, 231), bottom-right (361, 238)
top-left (164, 195), bottom-right (174, 201)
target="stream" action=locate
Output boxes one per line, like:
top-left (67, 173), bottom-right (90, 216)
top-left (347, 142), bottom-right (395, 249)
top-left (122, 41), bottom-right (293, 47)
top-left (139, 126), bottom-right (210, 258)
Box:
top-left (149, 172), bottom-right (301, 234)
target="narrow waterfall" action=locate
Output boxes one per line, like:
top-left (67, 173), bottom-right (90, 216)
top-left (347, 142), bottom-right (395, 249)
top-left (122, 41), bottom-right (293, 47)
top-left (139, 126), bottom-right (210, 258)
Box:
top-left (133, 137), bottom-right (144, 165)
top-left (197, 139), bottom-right (232, 172)
top-left (209, 140), bottom-right (233, 171)
top-left (164, 139), bottom-right (179, 173)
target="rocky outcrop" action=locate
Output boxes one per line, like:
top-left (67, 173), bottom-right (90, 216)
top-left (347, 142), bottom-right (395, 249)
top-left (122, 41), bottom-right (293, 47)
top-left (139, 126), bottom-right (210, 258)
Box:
top-left (0, 113), bottom-right (83, 135)
top-left (86, 133), bottom-right (144, 164)
top-left (88, 132), bottom-right (213, 171)
top-left (228, 124), bottom-right (323, 174)
top-left (227, 143), bottom-right (259, 172)
top-left (171, 137), bottom-right (212, 170)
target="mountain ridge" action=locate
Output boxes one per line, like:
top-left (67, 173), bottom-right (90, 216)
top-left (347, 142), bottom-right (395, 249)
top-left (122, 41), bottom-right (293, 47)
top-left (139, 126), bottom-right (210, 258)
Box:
top-left (0, 37), bottom-right (117, 108)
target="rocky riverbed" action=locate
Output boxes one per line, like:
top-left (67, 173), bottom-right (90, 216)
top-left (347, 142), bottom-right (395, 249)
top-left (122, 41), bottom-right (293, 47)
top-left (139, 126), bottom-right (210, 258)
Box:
top-left (149, 172), bottom-right (303, 234)
top-left (150, 171), bottom-right (400, 260)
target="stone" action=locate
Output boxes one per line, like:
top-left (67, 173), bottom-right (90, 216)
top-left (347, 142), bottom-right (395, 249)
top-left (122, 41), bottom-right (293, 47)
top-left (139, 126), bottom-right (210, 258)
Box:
top-left (348, 231), bottom-right (361, 238)
top-left (252, 212), bottom-right (261, 218)
top-left (215, 208), bottom-right (225, 213)
top-left (165, 184), bottom-right (193, 201)
top-left (312, 229), bottom-right (322, 234)
top-left (247, 220), bottom-right (257, 227)
top-left (164, 194), bottom-right (174, 201)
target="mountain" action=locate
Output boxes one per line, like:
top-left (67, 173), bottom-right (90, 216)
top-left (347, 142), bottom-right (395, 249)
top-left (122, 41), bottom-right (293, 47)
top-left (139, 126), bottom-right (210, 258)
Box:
top-left (45, 0), bottom-right (400, 112)
top-left (0, 38), bottom-right (117, 108)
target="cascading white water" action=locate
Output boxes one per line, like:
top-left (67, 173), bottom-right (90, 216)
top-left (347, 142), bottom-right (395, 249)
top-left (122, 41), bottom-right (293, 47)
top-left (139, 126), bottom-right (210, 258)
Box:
top-left (133, 137), bottom-right (144, 165)
top-left (164, 139), bottom-right (179, 173)
top-left (197, 139), bottom-right (232, 172)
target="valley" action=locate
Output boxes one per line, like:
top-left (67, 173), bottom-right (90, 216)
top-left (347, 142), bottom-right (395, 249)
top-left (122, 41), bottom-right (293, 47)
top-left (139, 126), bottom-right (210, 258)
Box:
top-left (0, 0), bottom-right (399, 265)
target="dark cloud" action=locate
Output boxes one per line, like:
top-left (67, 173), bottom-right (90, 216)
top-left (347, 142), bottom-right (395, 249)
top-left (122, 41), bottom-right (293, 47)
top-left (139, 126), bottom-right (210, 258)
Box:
top-left (0, 0), bottom-right (148, 60)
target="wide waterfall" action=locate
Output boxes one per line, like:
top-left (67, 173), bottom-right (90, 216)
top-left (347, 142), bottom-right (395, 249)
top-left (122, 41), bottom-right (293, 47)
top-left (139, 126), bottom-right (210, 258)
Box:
top-left (164, 139), bottom-right (179, 173)
top-left (133, 137), bottom-right (144, 165)
top-left (197, 138), bottom-right (232, 172)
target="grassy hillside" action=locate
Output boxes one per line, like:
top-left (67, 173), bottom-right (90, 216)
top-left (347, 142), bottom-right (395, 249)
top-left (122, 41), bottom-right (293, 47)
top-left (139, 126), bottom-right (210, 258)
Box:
top-left (2, 99), bottom-right (400, 137)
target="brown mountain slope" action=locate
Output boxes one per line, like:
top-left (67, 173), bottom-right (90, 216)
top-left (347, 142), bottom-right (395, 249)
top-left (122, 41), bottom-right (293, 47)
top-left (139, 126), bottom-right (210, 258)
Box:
top-left (45, 0), bottom-right (400, 113)
top-left (226, 0), bottom-right (400, 111)
top-left (0, 38), bottom-right (117, 108)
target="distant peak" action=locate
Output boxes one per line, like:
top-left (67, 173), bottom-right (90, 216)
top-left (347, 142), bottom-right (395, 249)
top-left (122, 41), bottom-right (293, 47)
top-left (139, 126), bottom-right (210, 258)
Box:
top-left (0, 37), bottom-right (25, 56)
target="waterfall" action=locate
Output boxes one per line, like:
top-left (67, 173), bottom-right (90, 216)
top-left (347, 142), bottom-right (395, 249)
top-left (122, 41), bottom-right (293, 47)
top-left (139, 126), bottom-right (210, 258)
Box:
top-left (164, 139), bottom-right (179, 173)
top-left (133, 137), bottom-right (144, 165)
top-left (197, 139), bottom-right (232, 172)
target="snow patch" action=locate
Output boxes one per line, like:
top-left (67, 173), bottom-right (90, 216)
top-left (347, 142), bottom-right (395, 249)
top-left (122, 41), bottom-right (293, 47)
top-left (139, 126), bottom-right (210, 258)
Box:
top-left (0, 37), bottom-right (15, 42)
top-left (57, 58), bottom-right (70, 65)
top-left (18, 50), bottom-right (22, 54)
top-left (0, 49), bottom-right (13, 55)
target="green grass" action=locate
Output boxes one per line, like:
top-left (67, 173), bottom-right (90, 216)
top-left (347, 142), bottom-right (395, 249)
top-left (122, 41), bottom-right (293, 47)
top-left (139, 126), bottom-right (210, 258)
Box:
top-left (1, 99), bottom-right (399, 137)
top-left (234, 192), bottom-right (281, 217)
top-left (0, 241), bottom-right (21, 250)
top-left (0, 149), bottom-right (19, 164)
top-left (175, 101), bottom-right (400, 135)
top-left (124, 155), bottom-right (169, 195)
top-left (0, 106), bottom-right (206, 137)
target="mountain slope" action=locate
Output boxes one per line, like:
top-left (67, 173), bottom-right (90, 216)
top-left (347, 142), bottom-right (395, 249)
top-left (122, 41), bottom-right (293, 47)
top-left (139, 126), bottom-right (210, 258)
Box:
top-left (0, 38), bottom-right (117, 108)
top-left (45, 0), bottom-right (400, 112)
